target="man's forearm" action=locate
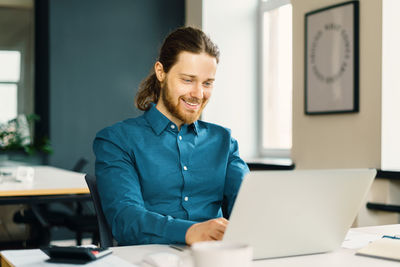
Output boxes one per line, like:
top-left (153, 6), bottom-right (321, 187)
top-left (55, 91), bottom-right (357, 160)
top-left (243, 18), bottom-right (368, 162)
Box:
top-left (112, 205), bottom-right (196, 245)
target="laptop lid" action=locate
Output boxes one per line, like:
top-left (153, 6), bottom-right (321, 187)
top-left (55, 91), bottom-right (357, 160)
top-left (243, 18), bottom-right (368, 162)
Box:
top-left (223, 168), bottom-right (376, 259)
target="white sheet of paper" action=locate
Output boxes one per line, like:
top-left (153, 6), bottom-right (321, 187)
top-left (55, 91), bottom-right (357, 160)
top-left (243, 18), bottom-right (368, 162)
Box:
top-left (357, 238), bottom-right (400, 261)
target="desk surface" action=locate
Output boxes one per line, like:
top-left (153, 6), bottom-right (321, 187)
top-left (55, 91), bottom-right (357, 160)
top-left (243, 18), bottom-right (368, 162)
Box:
top-left (0, 166), bottom-right (89, 197)
top-left (2, 224), bottom-right (400, 267)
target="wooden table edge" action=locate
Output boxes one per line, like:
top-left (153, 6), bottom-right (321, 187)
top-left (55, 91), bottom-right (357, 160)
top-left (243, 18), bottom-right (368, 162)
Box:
top-left (0, 188), bottom-right (90, 197)
top-left (0, 251), bottom-right (14, 267)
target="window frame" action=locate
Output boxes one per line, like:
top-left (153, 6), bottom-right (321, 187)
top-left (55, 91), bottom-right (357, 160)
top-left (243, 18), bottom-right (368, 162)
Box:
top-left (258, 0), bottom-right (292, 159)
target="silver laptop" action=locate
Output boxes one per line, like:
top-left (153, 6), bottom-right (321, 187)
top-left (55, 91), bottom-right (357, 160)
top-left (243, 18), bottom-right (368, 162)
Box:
top-left (223, 168), bottom-right (376, 259)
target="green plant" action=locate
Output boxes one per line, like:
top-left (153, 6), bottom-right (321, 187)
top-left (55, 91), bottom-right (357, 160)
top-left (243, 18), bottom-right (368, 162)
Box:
top-left (0, 114), bottom-right (53, 155)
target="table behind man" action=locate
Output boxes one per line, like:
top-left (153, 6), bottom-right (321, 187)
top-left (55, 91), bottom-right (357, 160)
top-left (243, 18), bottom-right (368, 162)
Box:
top-left (93, 27), bottom-right (249, 246)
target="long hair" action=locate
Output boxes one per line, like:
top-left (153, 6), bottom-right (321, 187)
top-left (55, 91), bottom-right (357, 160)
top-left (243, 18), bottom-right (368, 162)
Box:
top-left (135, 27), bottom-right (220, 111)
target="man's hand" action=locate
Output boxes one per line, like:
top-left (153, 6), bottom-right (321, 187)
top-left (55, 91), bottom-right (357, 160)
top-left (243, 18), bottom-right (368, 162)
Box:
top-left (185, 217), bottom-right (229, 245)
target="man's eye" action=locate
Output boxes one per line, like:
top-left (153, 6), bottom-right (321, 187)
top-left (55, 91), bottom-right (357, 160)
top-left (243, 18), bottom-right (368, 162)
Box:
top-left (182, 78), bottom-right (192, 83)
top-left (204, 82), bottom-right (213, 87)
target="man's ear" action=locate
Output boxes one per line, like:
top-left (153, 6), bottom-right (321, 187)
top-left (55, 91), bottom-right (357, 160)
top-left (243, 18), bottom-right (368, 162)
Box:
top-left (154, 61), bottom-right (165, 82)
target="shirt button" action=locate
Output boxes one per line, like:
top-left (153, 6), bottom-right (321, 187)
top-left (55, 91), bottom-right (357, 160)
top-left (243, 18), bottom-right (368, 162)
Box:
top-left (179, 136), bottom-right (182, 140)
top-left (184, 196), bottom-right (189, 201)
top-left (183, 166), bottom-right (188, 171)
top-left (170, 124), bottom-right (175, 129)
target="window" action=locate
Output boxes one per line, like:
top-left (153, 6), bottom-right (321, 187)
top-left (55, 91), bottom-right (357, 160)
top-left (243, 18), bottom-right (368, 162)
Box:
top-left (0, 4), bottom-right (35, 126)
top-left (259, 0), bottom-right (292, 158)
top-left (0, 50), bottom-right (21, 123)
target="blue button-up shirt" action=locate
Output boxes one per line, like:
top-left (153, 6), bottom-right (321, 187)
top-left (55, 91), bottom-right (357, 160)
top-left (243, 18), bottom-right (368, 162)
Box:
top-left (93, 104), bottom-right (249, 245)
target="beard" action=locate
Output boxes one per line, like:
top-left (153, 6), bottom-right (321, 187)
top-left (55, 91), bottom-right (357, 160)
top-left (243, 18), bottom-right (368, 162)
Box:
top-left (161, 81), bottom-right (208, 125)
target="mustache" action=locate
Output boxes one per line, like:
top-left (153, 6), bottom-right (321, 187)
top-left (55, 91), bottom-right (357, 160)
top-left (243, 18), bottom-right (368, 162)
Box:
top-left (181, 97), bottom-right (203, 105)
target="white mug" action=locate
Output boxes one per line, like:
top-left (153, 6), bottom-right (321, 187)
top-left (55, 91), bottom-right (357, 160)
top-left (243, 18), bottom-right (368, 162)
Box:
top-left (16, 166), bottom-right (35, 183)
top-left (191, 241), bottom-right (253, 267)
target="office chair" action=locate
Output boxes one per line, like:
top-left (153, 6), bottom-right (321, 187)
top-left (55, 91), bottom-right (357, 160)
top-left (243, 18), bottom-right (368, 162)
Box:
top-left (13, 158), bottom-right (99, 246)
top-left (84, 174), bottom-right (114, 248)
top-left (63, 158), bottom-right (100, 245)
top-left (72, 158), bottom-right (89, 172)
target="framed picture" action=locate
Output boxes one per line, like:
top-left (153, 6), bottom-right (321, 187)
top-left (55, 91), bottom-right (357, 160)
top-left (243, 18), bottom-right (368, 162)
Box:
top-left (305, 1), bottom-right (359, 115)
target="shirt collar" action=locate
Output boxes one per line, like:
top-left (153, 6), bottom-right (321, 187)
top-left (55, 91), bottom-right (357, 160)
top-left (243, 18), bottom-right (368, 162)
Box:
top-left (191, 121), bottom-right (199, 135)
top-left (144, 103), bottom-right (170, 135)
top-left (144, 103), bottom-right (199, 135)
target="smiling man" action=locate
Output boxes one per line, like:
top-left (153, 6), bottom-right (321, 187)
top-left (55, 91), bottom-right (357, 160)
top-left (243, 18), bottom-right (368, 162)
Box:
top-left (93, 27), bottom-right (249, 246)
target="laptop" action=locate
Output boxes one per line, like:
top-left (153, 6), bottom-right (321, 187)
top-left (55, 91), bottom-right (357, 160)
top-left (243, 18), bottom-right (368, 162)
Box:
top-left (223, 168), bottom-right (376, 259)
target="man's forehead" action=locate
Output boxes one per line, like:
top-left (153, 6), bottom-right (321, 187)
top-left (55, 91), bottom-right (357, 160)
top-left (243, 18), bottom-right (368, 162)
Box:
top-left (172, 51), bottom-right (217, 76)
top-left (175, 51), bottom-right (217, 65)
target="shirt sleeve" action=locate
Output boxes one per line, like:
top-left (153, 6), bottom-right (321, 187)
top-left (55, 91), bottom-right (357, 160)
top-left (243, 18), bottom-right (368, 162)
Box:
top-left (223, 136), bottom-right (250, 217)
top-left (93, 128), bottom-right (196, 245)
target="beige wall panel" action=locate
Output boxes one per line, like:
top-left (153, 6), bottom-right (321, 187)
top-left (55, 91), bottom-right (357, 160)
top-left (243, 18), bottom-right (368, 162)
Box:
top-left (292, 0), bottom-right (382, 169)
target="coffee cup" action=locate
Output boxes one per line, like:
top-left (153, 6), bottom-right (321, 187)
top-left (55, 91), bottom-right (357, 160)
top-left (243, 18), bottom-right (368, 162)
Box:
top-left (191, 241), bottom-right (252, 267)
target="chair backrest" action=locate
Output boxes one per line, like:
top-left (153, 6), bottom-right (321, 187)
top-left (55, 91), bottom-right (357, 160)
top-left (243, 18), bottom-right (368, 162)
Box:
top-left (73, 158), bottom-right (89, 172)
top-left (84, 174), bottom-right (114, 248)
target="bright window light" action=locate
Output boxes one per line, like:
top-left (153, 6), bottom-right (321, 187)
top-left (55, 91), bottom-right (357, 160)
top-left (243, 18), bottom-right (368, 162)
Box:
top-left (262, 3), bottom-right (292, 151)
top-left (0, 50), bottom-right (21, 82)
top-left (0, 84), bottom-right (18, 123)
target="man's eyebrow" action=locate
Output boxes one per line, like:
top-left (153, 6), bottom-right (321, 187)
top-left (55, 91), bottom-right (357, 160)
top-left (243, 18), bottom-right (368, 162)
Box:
top-left (179, 73), bottom-right (215, 81)
top-left (179, 73), bottom-right (196, 78)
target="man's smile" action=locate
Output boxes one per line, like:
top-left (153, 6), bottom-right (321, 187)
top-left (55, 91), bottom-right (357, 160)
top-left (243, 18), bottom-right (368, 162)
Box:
top-left (181, 98), bottom-right (201, 110)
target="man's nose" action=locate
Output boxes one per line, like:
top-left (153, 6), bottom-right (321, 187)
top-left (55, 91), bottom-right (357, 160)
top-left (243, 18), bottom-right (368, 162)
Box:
top-left (191, 82), bottom-right (204, 99)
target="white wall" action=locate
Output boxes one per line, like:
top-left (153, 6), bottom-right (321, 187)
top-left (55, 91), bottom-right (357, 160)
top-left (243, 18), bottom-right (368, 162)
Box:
top-left (186, 0), bottom-right (259, 158)
top-left (381, 0), bottom-right (400, 170)
top-left (291, 0), bottom-right (383, 169)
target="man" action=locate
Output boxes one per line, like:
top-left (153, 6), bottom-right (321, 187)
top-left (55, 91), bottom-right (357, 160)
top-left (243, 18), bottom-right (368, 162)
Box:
top-left (93, 27), bottom-right (249, 245)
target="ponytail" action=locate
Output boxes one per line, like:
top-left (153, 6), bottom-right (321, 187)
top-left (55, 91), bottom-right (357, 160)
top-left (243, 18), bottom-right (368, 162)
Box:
top-left (135, 72), bottom-right (161, 111)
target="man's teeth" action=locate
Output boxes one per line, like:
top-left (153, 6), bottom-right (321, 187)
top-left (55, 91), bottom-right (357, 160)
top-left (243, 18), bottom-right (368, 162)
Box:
top-left (183, 100), bottom-right (199, 106)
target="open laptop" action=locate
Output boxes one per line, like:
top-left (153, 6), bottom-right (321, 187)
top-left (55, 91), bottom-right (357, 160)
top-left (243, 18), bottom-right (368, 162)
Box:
top-left (223, 168), bottom-right (376, 259)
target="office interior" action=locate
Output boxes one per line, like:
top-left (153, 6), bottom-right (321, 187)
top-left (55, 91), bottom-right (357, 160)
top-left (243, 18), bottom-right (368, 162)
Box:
top-left (0, 0), bottom-right (399, 250)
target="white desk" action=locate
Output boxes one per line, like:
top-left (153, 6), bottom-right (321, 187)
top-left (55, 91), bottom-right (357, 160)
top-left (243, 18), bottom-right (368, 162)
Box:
top-left (0, 165), bottom-right (90, 246)
top-left (0, 165), bottom-right (90, 206)
top-left (0, 166), bottom-right (89, 197)
top-left (1, 224), bottom-right (400, 267)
